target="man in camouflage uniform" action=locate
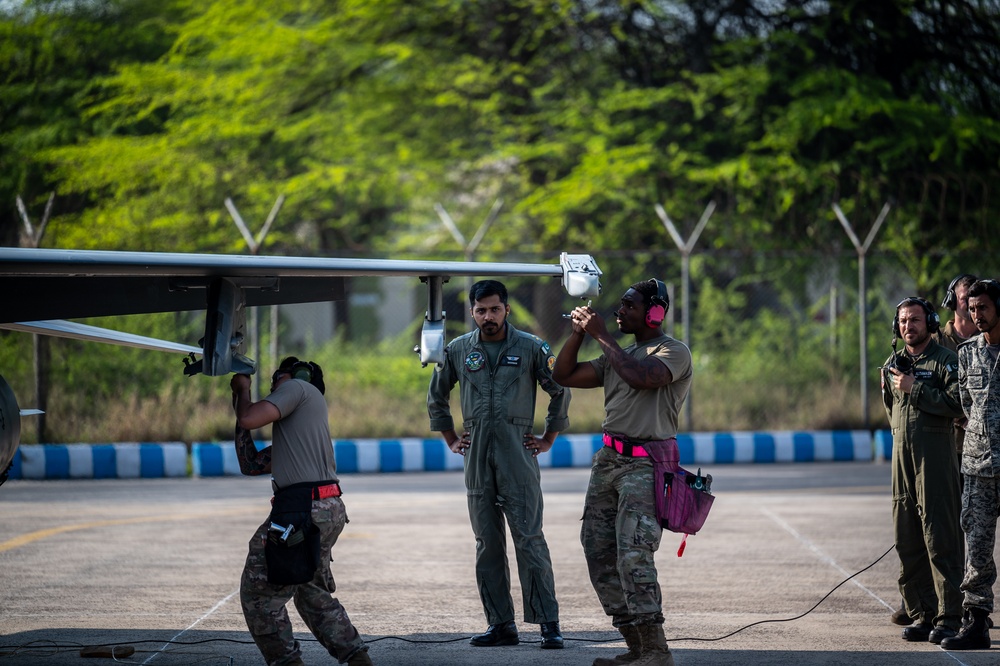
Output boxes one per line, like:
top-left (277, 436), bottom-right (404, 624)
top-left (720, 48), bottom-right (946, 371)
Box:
top-left (937, 273), bottom-right (980, 464)
top-left (881, 298), bottom-right (965, 644)
top-left (427, 280), bottom-right (570, 649)
top-left (938, 274), bottom-right (979, 353)
top-left (232, 357), bottom-right (372, 666)
top-left (938, 273), bottom-right (980, 463)
top-left (553, 279), bottom-right (693, 666)
top-left (943, 279), bottom-right (1000, 650)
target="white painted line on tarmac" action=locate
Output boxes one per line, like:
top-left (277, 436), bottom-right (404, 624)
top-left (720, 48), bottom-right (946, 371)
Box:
top-left (142, 589), bottom-right (240, 665)
top-left (763, 507), bottom-right (977, 665)
top-left (940, 650), bottom-right (974, 665)
top-left (760, 506), bottom-right (895, 611)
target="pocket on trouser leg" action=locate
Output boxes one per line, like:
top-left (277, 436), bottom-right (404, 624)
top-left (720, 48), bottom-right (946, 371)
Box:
top-left (619, 509), bottom-right (663, 614)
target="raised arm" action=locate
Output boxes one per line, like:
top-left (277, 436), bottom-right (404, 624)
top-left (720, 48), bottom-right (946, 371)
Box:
top-left (594, 334), bottom-right (673, 389)
top-left (557, 303), bottom-right (673, 390)
top-left (231, 374), bottom-right (282, 430)
top-left (552, 326), bottom-right (601, 388)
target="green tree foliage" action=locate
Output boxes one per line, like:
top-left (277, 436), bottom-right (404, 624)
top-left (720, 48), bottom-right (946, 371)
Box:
top-left (0, 0), bottom-right (182, 245)
top-left (38, 0), bottom-right (556, 253)
top-left (4, 0), bottom-right (1000, 440)
top-left (508, 1), bottom-right (1000, 264)
top-left (9, 0), bottom-right (998, 264)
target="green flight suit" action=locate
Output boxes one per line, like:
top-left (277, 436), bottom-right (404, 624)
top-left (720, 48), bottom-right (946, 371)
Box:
top-left (427, 323), bottom-right (570, 626)
top-left (881, 338), bottom-right (965, 629)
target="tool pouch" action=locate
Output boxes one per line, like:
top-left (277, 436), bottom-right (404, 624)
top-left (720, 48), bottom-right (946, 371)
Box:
top-left (265, 484), bottom-right (322, 585)
top-left (646, 439), bottom-right (714, 536)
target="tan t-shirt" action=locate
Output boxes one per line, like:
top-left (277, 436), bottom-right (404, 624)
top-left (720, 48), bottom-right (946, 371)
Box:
top-left (588, 334), bottom-right (693, 440)
top-left (264, 379), bottom-right (338, 489)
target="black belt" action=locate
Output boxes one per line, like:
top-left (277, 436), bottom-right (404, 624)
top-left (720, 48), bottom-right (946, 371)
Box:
top-left (272, 480), bottom-right (341, 504)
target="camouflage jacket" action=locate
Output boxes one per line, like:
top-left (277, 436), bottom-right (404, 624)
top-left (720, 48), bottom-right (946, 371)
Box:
top-left (958, 335), bottom-right (1000, 477)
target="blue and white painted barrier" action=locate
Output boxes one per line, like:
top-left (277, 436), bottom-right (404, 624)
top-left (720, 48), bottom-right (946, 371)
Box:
top-left (678, 430), bottom-right (875, 464)
top-left (6, 430), bottom-right (891, 481)
top-left (10, 442), bottom-right (188, 480)
top-left (874, 429), bottom-right (893, 461)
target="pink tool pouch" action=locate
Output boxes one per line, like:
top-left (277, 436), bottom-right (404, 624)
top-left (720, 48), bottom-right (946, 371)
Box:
top-left (644, 438), bottom-right (714, 553)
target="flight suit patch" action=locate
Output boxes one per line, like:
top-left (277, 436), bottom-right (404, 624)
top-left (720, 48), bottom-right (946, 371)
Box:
top-left (499, 355), bottom-right (521, 367)
top-left (466, 351), bottom-right (486, 372)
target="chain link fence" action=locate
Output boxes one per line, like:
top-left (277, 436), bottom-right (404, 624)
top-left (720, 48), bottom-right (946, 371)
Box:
top-left (7, 248), bottom-right (993, 444)
top-left (231, 248), bottom-right (991, 436)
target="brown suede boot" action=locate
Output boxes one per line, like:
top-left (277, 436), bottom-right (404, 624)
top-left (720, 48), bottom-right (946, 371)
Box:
top-left (632, 623), bottom-right (675, 666)
top-left (592, 624), bottom-right (643, 666)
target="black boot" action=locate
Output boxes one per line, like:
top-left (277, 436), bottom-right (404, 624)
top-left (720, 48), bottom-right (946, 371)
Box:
top-left (941, 609), bottom-right (991, 651)
top-left (540, 621), bottom-right (564, 649)
top-left (470, 620), bottom-right (519, 647)
top-left (901, 621), bottom-right (933, 641)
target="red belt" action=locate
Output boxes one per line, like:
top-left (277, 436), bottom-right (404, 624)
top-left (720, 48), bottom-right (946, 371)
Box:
top-left (313, 483), bottom-right (341, 499)
top-left (602, 432), bottom-right (650, 457)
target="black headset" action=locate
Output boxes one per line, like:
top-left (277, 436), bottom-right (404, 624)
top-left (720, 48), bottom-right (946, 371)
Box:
top-left (645, 279), bottom-right (669, 328)
top-left (290, 362), bottom-right (314, 383)
top-left (892, 297), bottom-right (941, 338)
top-left (942, 273), bottom-right (976, 310)
top-left (271, 360), bottom-right (314, 389)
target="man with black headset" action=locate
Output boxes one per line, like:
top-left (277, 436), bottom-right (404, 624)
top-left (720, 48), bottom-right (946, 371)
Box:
top-left (938, 273), bottom-right (979, 352)
top-left (553, 278), bottom-right (693, 666)
top-left (231, 356), bottom-right (373, 666)
top-left (938, 273), bottom-right (980, 464)
top-left (881, 298), bottom-right (965, 645)
top-left (942, 279), bottom-right (1000, 650)
top-left (890, 274), bottom-right (980, 627)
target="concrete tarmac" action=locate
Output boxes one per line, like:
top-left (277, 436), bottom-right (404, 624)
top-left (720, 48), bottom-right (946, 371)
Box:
top-left (0, 461), bottom-right (996, 665)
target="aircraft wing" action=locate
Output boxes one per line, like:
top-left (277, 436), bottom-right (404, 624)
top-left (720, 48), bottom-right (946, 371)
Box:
top-left (0, 247), bottom-right (602, 484)
top-left (0, 247), bottom-right (602, 371)
top-left (0, 248), bottom-right (599, 318)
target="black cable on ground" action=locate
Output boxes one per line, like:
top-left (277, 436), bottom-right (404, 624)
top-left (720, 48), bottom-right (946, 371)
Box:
top-left (669, 543), bottom-right (896, 643)
top-left (0, 544), bottom-right (897, 656)
top-left (538, 543), bottom-right (897, 645)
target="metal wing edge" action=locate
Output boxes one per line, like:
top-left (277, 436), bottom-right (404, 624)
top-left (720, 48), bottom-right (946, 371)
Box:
top-left (0, 320), bottom-right (202, 355)
top-left (0, 247), bottom-right (568, 278)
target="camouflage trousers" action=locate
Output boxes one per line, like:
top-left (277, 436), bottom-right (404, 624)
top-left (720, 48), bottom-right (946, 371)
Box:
top-left (241, 496), bottom-right (365, 666)
top-left (959, 474), bottom-right (1000, 613)
top-left (581, 446), bottom-right (664, 628)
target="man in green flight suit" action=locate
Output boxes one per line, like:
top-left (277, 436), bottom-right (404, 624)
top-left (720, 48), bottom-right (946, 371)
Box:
top-left (427, 279), bottom-right (570, 650)
top-left (881, 297), bottom-right (965, 644)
